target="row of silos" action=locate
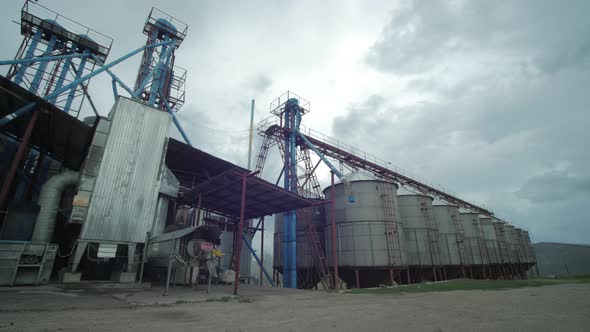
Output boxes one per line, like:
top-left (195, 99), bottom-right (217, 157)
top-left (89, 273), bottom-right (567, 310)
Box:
top-left (273, 180), bottom-right (537, 288)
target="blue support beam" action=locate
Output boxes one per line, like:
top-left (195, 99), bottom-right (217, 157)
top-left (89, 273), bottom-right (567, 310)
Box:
top-left (241, 234), bottom-right (275, 286)
top-left (162, 99), bottom-right (192, 146)
top-left (0, 39), bottom-right (175, 128)
top-left (0, 52), bottom-right (91, 67)
top-left (14, 29), bottom-right (42, 85)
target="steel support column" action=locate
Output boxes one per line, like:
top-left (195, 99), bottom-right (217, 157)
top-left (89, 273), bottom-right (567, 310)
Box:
top-left (0, 109), bottom-right (38, 214)
top-left (233, 173), bottom-right (248, 295)
top-left (330, 171), bottom-right (339, 288)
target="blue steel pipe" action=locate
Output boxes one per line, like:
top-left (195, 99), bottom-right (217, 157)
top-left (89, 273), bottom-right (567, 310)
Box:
top-left (48, 57), bottom-right (73, 104)
top-left (0, 52), bottom-right (91, 67)
top-left (241, 234), bottom-right (275, 286)
top-left (149, 37), bottom-right (173, 105)
top-left (14, 29), bottom-right (42, 85)
top-left (134, 38), bottom-right (176, 99)
top-left (63, 50), bottom-right (88, 112)
top-left (162, 99), bottom-right (192, 146)
top-left (30, 35), bottom-right (58, 94)
top-left (0, 39), bottom-right (175, 128)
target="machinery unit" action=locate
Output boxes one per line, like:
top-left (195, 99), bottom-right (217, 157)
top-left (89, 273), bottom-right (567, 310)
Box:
top-left (0, 242), bottom-right (56, 286)
top-left (145, 225), bottom-right (221, 289)
top-left (64, 96), bottom-right (174, 282)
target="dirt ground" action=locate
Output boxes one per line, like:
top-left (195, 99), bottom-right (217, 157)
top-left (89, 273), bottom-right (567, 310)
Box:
top-left (0, 283), bottom-right (589, 331)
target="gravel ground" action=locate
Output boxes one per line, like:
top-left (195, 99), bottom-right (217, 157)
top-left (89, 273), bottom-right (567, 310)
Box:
top-left (0, 283), bottom-right (589, 331)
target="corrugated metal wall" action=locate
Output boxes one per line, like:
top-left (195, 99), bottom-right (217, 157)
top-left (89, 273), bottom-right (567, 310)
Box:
top-left (80, 97), bottom-right (171, 243)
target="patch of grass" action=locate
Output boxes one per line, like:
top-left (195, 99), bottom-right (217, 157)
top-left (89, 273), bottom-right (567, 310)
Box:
top-left (348, 277), bottom-right (590, 295)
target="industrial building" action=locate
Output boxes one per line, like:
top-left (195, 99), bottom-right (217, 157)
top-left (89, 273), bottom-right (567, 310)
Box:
top-left (0, 1), bottom-right (537, 292)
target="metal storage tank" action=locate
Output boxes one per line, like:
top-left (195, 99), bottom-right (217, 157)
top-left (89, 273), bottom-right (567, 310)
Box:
top-left (398, 195), bottom-right (440, 267)
top-left (514, 228), bottom-right (529, 265)
top-left (479, 217), bottom-right (500, 265)
top-left (459, 213), bottom-right (486, 266)
top-left (274, 206), bottom-right (324, 269)
top-left (493, 220), bottom-right (512, 265)
top-left (432, 205), bottom-right (465, 267)
top-left (521, 230), bottom-right (535, 265)
top-left (323, 180), bottom-right (406, 287)
top-left (504, 224), bottom-right (520, 265)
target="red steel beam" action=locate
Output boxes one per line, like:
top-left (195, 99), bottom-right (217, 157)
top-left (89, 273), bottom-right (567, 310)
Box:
top-left (265, 125), bottom-right (492, 216)
top-left (0, 109), bottom-right (39, 214)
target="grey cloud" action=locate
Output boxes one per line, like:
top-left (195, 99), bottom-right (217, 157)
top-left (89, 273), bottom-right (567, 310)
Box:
top-left (246, 74), bottom-right (273, 94)
top-left (366, 0), bottom-right (590, 75)
top-left (516, 171), bottom-right (590, 203)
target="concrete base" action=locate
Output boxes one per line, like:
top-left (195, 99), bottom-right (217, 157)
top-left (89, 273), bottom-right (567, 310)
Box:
top-left (111, 272), bottom-right (136, 283)
top-left (60, 272), bottom-right (82, 284)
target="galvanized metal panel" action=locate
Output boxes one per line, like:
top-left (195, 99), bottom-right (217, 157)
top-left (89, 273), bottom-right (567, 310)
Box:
top-left (273, 231), bottom-right (319, 268)
top-left (432, 205), bottom-right (465, 266)
top-left (80, 97), bottom-right (171, 243)
top-left (398, 195), bottom-right (440, 266)
top-left (159, 165), bottom-right (179, 198)
top-left (322, 180), bottom-right (406, 268)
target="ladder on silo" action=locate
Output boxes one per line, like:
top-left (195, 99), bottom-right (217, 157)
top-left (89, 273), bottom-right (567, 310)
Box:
top-left (305, 223), bottom-right (333, 289)
top-left (452, 211), bottom-right (468, 266)
top-left (379, 183), bottom-right (402, 267)
top-left (421, 205), bottom-right (441, 266)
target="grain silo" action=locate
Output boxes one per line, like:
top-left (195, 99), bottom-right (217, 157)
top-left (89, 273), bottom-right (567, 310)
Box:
top-left (504, 224), bottom-right (525, 278)
top-left (432, 205), bottom-right (467, 279)
top-left (398, 194), bottom-right (441, 282)
top-left (493, 220), bottom-right (515, 278)
top-left (274, 206), bottom-right (325, 288)
top-left (323, 180), bottom-right (407, 288)
top-left (479, 217), bottom-right (501, 277)
top-left (459, 212), bottom-right (487, 278)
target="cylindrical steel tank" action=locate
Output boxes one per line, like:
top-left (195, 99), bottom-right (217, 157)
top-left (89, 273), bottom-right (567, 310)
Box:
top-left (398, 195), bottom-right (440, 267)
top-left (459, 213), bottom-right (485, 265)
top-left (432, 205), bottom-right (464, 266)
top-left (492, 220), bottom-right (511, 264)
top-left (521, 230), bottom-right (535, 264)
top-left (479, 217), bottom-right (499, 264)
top-left (323, 180), bottom-right (405, 268)
top-left (273, 206), bottom-right (324, 270)
top-left (503, 224), bottom-right (519, 264)
top-left (513, 228), bottom-right (528, 264)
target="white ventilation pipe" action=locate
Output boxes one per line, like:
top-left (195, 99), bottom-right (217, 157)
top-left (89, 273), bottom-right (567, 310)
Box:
top-left (31, 170), bottom-right (80, 243)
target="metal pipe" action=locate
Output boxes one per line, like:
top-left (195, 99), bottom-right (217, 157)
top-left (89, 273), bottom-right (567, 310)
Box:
top-left (163, 99), bottom-right (192, 146)
top-left (330, 172), bottom-right (339, 288)
top-left (195, 193), bottom-right (202, 226)
top-left (0, 110), bottom-right (39, 213)
top-left (260, 217), bottom-right (264, 285)
top-left (241, 233), bottom-right (274, 287)
top-left (0, 40), bottom-right (175, 128)
top-left (233, 173), bottom-right (248, 295)
top-left (30, 35), bottom-right (58, 94)
top-left (0, 52), bottom-right (91, 67)
top-left (31, 170), bottom-right (80, 243)
top-left (247, 99), bottom-right (255, 170)
top-left (13, 29), bottom-right (42, 85)
top-left (135, 39), bottom-right (176, 99)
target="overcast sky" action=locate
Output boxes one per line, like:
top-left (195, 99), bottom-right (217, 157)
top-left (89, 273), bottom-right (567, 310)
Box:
top-left (1, 0), bottom-right (588, 246)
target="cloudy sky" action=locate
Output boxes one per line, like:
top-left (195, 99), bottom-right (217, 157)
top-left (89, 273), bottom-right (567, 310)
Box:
top-left (1, 0), bottom-right (588, 247)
